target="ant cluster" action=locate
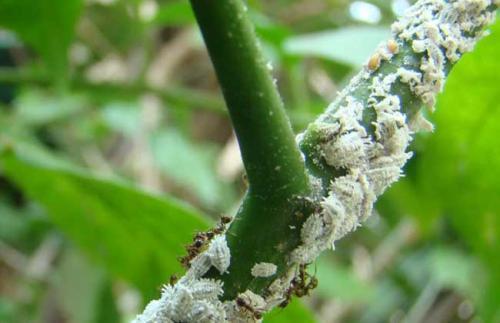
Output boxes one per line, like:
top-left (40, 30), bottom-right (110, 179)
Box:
top-left (279, 264), bottom-right (318, 308)
top-left (179, 216), bottom-right (232, 269)
top-left (233, 291), bottom-right (266, 320)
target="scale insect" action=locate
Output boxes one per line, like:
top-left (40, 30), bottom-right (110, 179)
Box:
top-left (367, 53), bottom-right (382, 71)
top-left (387, 39), bottom-right (399, 54)
top-left (207, 235), bottom-right (231, 274)
top-left (251, 262), bottom-right (278, 278)
top-left (235, 290), bottom-right (266, 320)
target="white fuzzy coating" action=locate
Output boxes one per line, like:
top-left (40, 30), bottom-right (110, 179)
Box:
top-left (187, 253), bottom-right (213, 279)
top-left (290, 0), bottom-right (496, 267)
top-left (207, 235), bottom-right (231, 274)
top-left (239, 290), bottom-right (267, 311)
top-left (251, 262), bottom-right (278, 278)
top-left (189, 300), bottom-right (226, 323)
top-left (393, 0), bottom-right (496, 109)
top-left (167, 285), bottom-right (193, 322)
top-left (133, 1), bottom-right (497, 321)
top-left (132, 236), bottom-right (230, 323)
top-left (132, 299), bottom-right (173, 323)
top-left (223, 290), bottom-right (267, 323)
top-left (409, 111), bottom-right (435, 132)
top-left (188, 278), bottom-right (224, 300)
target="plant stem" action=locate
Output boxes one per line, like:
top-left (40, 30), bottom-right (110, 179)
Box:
top-left (189, 0), bottom-right (309, 198)
top-left (189, 0), bottom-right (312, 298)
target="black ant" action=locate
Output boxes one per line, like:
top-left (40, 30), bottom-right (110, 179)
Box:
top-left (279, 264), bottom-right (318, 308)
top-left (236, 295), bottom-right (263, 320)
top-left (179, 215), bottom-right (232, 268)
top-left (168, 274), bottom-right (178, 285)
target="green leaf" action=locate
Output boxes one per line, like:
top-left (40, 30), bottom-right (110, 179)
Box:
top-left (428, 247), bottom-right (480, 294)
top-left (100, 101), bottom-right (142, 136)
top-left (151, 129), bottom-right (234, 210)
top-left (153, 0), bottom-right (195, 26)
top-left (314, 255), bottom-right (375, 302)
top-left (0, 0), bottom-right (83, 80)
top-left (417, 20), bottom-right (500, 321)
top-left (0, 297), bottom-right (16, 323)
top-left (359, 279), bottom-right (404, 323)
top-left (53, 248), bottom-right (120, 323)
top-left (14, 89), bottom-right (86, 126)
top-left (0, 143), bottom-right (209, 298)
top-left (264, 298), bottom-right (317, 323)
top-left (283, 26), bottom-right (391, 66)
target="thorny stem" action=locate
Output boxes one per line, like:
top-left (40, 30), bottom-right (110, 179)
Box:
top-left (189, 0), bottom-right (312, 298)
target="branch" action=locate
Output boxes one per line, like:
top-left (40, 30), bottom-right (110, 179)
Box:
top-left (189, 0), bottom-right (310, 197)
top-left (187, 0), bottom-right (314, 302)
top-left (294, 0), bottom-right (498, 264)
top-left (133, 1), bottom-right (497, 322)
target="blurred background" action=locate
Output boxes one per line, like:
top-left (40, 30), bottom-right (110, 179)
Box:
top-left (0, 0), bottom-right (499, 322)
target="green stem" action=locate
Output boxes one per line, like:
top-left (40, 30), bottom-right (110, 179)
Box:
top-left (189, 0), bottom-right (309, 197)
top-left (189, 0), bottom-right (312, 298)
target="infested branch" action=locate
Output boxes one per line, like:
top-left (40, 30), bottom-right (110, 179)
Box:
top-left (133, 1), bottom-right (498, 322)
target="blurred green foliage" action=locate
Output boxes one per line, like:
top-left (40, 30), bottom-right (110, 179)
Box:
top-left (0, 0), bottom-right (83, 80)
top-left (0, 0), bottom-right (498, 322)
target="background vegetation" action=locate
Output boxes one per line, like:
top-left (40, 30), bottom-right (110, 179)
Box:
top-left (0, 0), bottom-right (498, 322)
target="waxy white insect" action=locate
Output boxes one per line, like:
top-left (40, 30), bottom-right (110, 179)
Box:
top-left (167, 285), bottom-right (193, 322)
top-left (189, 300), bottom-right (225, 323)
top-left (207, 235), bottom-right (231, 274)
top-left (322, 131), bottom-right (369, 169)
top-left (188, 278), bottom-right (224, 300)
top-left (251, 262), bottom-right (278, 278)
top-left (189, 253), bottom-right (213, 279)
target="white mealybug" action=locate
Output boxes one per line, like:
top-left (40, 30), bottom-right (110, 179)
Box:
top-left (188, 278), bottom-right (224, 300)
top-left (321, 194), bottom-right (345, 222)
top-left (132, 299), bottom-right (172, 323)
top-left (236, 290), bottom-right (267, 315)
top-left (331, 175), bottom-right (363, 208)
top-left (358, 173), bottom-right (376, 221)
top-left (189, 300), bottom-right (225, 323)
top-left (409, 111), bottom-right (434, 132)
top-left (397, 67), bottom-right (422, 94)
top-left (290, 243), bottom-right (323, 264)
top-left (377, 120), bottom-right (411, 155)
top-left (300, 213), bottom-right (326, 244)
top-left (189, 253), bottom-right (213, 279)
top-left (420, 92), bottom-right (437, 110)
top-left (366, 165), bottom-right (402, 196)
top-left (167, 285), bottom-right (194, 322)
top-left (412, 39), bottom-right (427, 53)
top-left (207, 235), bottom-right (231, 274)
top-left (322, 130), bottom-right (368, 169)
top-left (321, 194), bottom-right (357, 241)
top-left (251, 262), bottom-right (278, 278)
